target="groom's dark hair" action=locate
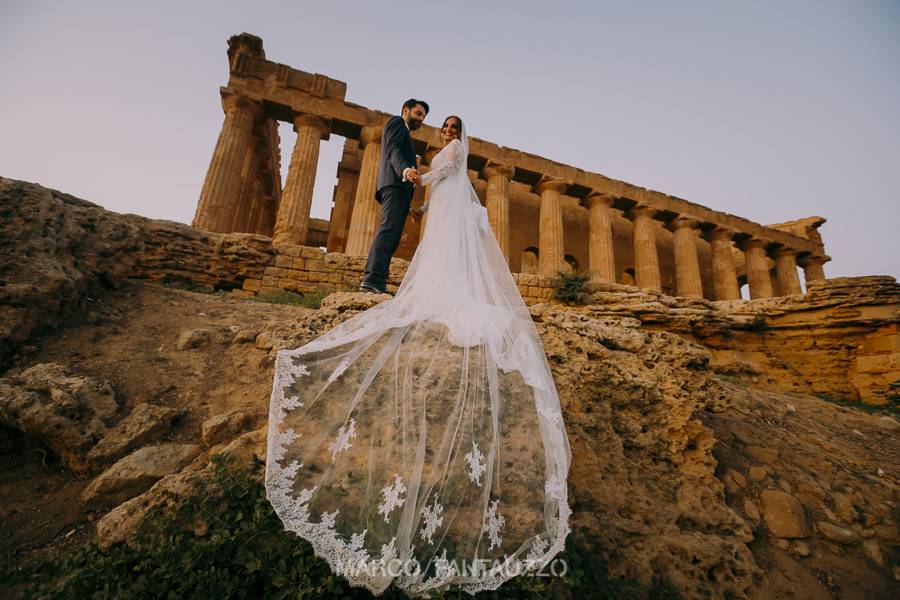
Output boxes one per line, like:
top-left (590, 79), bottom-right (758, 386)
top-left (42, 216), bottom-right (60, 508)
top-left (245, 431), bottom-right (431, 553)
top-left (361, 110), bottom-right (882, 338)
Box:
top-left (402, 98), bottom-right (429, 115)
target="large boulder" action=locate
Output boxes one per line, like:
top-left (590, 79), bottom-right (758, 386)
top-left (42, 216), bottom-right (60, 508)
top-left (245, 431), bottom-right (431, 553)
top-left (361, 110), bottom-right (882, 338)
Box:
top-left (86, 402), bottom-right (183, 467)
top-left (0, 363), bottom-right (118, 473)
top-left (80, 442), bottom-right (202, 511)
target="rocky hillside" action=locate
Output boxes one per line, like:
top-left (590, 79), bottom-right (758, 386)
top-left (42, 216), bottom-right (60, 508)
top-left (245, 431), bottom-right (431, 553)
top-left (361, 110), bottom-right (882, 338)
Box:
top-left (0, 178), bottom-right (898, 598)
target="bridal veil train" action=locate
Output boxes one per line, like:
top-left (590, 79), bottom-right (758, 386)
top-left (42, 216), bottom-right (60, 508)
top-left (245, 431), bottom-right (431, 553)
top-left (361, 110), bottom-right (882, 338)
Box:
top-left (265, 119), bottom-right (571, 596)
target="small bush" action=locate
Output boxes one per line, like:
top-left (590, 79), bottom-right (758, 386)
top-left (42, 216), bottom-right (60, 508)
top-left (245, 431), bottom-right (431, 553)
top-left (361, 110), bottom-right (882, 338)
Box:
top-left (551, 269), bottom-right (595, 305)
top-left (251, 288), bottom-right (328, 309)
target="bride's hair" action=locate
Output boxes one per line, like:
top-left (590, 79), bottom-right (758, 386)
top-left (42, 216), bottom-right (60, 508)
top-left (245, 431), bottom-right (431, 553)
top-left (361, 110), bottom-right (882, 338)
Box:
top-left (442, 115), bottom-right (463, 130)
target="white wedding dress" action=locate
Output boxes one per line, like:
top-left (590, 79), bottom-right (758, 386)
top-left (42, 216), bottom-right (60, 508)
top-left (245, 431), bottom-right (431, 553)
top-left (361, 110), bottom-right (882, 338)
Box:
top-left (265, 122), bottom-right (571, 596)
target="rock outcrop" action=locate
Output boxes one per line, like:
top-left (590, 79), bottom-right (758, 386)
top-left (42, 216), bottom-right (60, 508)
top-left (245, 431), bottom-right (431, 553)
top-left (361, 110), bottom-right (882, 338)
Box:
top-left (2, 178), bottom-right (898, 598)
top-left (0, 177), bottom-right (274, 367)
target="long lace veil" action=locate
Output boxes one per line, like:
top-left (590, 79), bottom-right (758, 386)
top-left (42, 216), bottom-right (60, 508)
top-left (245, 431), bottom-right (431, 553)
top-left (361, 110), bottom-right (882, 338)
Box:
top-left (265, 119), bottom-right (571, 596)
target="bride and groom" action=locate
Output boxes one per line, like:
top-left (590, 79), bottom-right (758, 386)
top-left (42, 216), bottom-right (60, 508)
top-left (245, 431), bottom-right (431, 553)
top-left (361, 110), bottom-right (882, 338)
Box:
top-left (265, 98), bottom-right (571, 596)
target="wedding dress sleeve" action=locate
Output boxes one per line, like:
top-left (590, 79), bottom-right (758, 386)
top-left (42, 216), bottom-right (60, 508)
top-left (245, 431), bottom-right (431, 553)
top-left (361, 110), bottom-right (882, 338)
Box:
top-left (420, 139), bottom-right (464, 186)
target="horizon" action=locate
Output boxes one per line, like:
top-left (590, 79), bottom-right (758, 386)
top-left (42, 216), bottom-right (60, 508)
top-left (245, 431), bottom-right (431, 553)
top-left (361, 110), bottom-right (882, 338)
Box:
top-left (1, 1), bottom-right (898, 280)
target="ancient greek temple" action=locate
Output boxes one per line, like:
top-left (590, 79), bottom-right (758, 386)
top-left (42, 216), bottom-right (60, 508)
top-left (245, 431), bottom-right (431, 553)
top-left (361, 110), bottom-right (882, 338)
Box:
top-left (192, 33), bottom-right (830, 300)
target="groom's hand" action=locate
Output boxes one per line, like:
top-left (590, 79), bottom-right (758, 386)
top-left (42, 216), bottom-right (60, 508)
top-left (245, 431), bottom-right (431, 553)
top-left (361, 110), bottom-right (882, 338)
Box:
top-left (406, 169), bottom-right (421, 184)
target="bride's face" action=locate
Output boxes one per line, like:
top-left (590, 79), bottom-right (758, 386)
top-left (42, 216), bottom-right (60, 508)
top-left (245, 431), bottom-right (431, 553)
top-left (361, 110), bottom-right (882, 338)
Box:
top-left (440, 117), bottom-right (461, 144)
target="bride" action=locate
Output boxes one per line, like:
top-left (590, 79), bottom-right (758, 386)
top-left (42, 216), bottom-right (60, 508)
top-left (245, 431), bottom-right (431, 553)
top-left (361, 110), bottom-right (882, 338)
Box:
top-left (265, 115), bottom-right (571, 596)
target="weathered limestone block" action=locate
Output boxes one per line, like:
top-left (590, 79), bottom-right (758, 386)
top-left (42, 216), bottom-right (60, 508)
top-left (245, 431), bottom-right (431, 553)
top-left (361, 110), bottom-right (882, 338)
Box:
top-left (201, 409), bottom-right (265, 447)
top-left (95, 454), bottom-right (214, 550)
top-left (80, 443), bottom-right (201, 511)
top-left (86, 402), bottom-right (182, 467)
top-left (759, 490), bottom-right (811, 538)
top-left (816, 521), bottom-right (862, 545)
top-left (0, 363), bottom-right (118, 473)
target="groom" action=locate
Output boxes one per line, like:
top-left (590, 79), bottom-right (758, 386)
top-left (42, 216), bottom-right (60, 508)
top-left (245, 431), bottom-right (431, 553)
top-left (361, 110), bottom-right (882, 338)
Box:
top-left (359, 98), bottom-right (429, 295)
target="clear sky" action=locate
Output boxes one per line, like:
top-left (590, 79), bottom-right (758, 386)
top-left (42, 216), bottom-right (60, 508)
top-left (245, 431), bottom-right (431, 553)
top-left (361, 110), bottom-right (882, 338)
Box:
top-left (2, 1), bottom-right (898, 279)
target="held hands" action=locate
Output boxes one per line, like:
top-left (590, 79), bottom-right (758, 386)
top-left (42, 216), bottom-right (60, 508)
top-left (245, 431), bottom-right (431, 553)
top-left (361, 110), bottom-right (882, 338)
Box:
top-left (405, 168), bottom-right (421, 185)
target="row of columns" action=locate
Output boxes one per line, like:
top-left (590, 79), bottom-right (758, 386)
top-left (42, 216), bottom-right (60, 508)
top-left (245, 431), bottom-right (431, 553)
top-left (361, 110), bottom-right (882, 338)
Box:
top-left (193, 93), bottom-right (333, 247)
top-left (195, 93), bottom-right (825, 300)
top-left (451, 164), bottom-right (823, 300)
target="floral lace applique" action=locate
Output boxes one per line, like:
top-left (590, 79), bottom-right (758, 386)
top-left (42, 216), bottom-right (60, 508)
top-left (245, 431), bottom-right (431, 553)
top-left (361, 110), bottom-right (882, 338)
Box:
top-left (379, 536), bottom-right (398, 564)
top-left (328, 418), bottom-right (357, 461)
top-left (419, 499), bottom-right (444, 545)
top-left (525, 536), bottom-right (549, 567)
top-left (485, 499), bottom-right (505, 551)
top-left (464, 441), bottom-right (487, 486)
top-left (377, 475), bottom-right (407, 522)
top-left (319, 509), bottom-right (338, 529)
top-left (288, 361), bottom-right (310, 380)
top-left (433, 549), bottom-right (454, 579)
top-left (348, 529), bottom-right (367, 552)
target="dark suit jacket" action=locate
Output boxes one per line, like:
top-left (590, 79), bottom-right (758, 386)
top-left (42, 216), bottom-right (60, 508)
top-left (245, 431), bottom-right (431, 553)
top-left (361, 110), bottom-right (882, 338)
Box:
top-left (375, 115), bottom-right (416, 202)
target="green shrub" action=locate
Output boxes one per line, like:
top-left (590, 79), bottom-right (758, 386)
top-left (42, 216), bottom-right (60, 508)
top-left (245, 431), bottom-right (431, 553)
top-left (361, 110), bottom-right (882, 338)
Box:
top-left (251, 288), bottom-right (329, 309)
top-left (550, 269), bottom-right (595, 305)
top-left (2, 454), bottom-right (672, 599)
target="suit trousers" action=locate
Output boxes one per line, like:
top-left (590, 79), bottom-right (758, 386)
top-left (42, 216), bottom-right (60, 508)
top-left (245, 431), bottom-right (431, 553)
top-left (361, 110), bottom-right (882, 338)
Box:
top-left (362, 185), bottom-right (412, 288)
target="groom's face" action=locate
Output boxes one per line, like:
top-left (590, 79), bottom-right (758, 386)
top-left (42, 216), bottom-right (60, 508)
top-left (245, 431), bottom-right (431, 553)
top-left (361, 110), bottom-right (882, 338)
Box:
top-left (404, 104), bottom-right (427, 131)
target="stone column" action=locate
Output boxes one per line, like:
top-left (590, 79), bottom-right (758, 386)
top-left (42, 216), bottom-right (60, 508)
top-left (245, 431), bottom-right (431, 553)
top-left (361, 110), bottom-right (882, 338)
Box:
top-left (669, 217), bottom-right (703, 298)
top-left (534, 177), bottom-right (568, 277)
top-left (326, 142), bottom-right (362, 253)
top-left (774, 248), bottom-right (803, 296)
top-left (628, 205), bottom-right (662, 292)
top-left (258, 195), bottom-right (277, 238)
top-left (231, 136), bottom-right (268, 232)
top-left (193, 93), bottom-right (262, 232)
top-left (272, 114), bottom-right (331, 246)
top-left (345, 126), bottom-right (383, 256)
top-left (799, 255), bottom-right (828, 285)
top-left (741, 239), bottom-right (774, 299)
top-left (482, 161), bottom-right (515, 262)
top-left (708, 227), bottom-right (741, 300)
top-left (583, 193), bottom-right (617, 284)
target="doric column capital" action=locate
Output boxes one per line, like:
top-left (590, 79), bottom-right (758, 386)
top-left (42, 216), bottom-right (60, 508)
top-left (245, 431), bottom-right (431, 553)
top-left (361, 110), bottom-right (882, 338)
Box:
top-left (292, 113), bottom-right (331, 140)
top-left (668, 215), bottom-right (700, 232)
top-left (534, 176), bottom-right (569, 196)
top-left (583, 192), bottom-right (615, 209)
top-left (359, 126), bottom-right (383, 149)
top-left (481, 160), bottom-right (515, 181)
top-left (798, 254), bottom-right (830, 268)
top-left (707, 226), bottom-right (736, 243)
top-left (773, 247), bottom-right (799, 259)
top-left (626, 204), bottom-right (659, 221)
top-left (221, 92), bottom-right (262, 117)
top-left (737, 237), bottom-right (768, 251)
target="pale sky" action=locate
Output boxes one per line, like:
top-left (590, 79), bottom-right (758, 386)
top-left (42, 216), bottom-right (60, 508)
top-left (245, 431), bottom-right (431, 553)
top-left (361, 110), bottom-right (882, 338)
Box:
top-left (2, 1), bottom-right (898, 279)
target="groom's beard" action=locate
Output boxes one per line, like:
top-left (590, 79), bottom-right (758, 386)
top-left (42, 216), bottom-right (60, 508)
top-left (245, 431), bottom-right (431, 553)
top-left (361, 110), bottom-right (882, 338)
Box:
top-left (407, 118), bottom-right (423, 131)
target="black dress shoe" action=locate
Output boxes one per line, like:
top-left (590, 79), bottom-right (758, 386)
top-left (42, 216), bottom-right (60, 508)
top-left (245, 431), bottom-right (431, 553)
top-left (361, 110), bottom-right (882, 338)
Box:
top-left (359, 282), bottom-right (392, 295)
